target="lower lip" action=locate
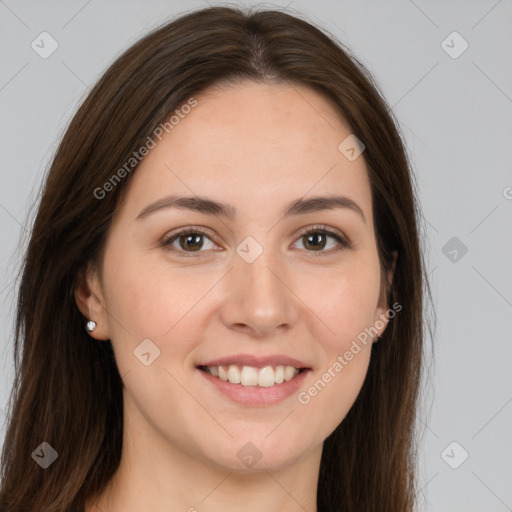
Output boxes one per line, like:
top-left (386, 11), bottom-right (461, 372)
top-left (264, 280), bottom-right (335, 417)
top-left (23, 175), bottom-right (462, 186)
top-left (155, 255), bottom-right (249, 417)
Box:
top-left (197, 368), bottom-right (310, 406)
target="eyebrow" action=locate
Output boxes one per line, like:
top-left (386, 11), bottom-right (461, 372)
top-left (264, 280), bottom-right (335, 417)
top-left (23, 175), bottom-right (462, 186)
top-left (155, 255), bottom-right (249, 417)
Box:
top-left (136, 194), bottom-right (366, 224)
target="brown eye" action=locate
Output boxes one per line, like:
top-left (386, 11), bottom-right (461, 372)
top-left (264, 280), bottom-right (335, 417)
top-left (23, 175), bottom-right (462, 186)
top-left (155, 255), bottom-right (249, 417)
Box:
top-left (293, 226), bottom-right (350, 255)
top-left (161, 228), bottom-right (217, 256)
top-left (178, 233), bottom-right (204, 251)
top-left (302, 232), bottom-right (327, 251)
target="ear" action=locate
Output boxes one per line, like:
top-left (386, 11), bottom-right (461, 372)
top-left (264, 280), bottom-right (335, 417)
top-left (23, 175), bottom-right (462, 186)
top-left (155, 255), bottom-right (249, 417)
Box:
top-left (74, 262), bottom-right (110, 340)
top-left (372, 250), bottom-right (398, 342)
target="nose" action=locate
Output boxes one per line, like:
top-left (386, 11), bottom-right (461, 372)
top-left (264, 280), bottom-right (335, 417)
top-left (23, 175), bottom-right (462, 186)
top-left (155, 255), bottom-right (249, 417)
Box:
top-left (218, 248), bottom-right (299, 339)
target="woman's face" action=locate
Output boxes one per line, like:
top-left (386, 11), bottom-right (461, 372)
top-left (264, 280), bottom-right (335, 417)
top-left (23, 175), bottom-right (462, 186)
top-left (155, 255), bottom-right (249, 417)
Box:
top-left (81, 81), bottom-right (392, 471)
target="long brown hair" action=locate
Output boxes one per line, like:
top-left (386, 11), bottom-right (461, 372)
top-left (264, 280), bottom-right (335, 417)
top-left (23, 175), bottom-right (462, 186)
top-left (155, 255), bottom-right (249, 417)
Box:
top-left (0, 6), bottom-right (432, 511)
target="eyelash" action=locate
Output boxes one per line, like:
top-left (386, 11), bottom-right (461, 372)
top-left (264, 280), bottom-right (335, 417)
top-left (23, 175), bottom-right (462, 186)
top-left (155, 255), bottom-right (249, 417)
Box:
top-left (160, 225), bottom-right (351, 258)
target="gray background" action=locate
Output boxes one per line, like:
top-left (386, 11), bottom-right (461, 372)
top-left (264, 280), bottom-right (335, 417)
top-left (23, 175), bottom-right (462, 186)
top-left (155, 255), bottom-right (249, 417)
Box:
top-left (1, 1), bottom-right (511, 511)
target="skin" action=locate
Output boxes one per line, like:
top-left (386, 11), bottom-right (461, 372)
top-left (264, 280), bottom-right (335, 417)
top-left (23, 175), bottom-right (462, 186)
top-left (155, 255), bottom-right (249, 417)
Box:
top-left (76, 81), bottom-right (395, 512)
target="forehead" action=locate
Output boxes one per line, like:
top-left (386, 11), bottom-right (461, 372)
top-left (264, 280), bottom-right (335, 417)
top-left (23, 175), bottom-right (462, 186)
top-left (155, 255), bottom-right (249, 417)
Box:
top-left (118, 81), bottom-right (373, 226)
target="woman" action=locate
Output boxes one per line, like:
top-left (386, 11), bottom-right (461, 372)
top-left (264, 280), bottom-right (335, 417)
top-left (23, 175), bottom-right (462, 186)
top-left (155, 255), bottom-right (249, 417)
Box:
top-left (0, 6), bottom-right (431, 511)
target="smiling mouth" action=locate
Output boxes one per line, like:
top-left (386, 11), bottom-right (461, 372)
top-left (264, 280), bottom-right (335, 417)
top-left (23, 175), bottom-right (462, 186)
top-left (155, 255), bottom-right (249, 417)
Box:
top-left (197, 364), bottom-right (308, 387)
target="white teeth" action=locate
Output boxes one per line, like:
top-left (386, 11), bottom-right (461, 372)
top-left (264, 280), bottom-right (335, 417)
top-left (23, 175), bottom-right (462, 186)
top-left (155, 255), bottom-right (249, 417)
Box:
top-left (284, 366), bottom-right (296, 381)
top-left (204, 364), bottom-right (301, 387)
top-left (227, 365), bottom-right (241, 384)
top-left (218, 366), bottom-right (228, 381)
top-left (241, 366), bottom-right (258, 386)
top-left (274, 365), bottom-right (284, 384)
top-left (258, 366), bottom-right (275, 387)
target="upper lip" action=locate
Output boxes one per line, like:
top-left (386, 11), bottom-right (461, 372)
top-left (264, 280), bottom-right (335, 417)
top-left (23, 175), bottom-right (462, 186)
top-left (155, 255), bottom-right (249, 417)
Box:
top-left (198, 353), bottom-right (311, 369)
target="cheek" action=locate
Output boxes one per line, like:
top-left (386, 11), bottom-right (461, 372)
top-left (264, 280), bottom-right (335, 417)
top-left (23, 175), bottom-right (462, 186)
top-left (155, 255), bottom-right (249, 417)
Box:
top-left (296, 271), bottom-right (378, 436)
top-left (103, 249), bottom-right (213, 341)
top-left (295, 254), bottom-right (380, 425)
top-left (101, 256), bottom-right (213, 420)
top-left (98, 248), bottom-right (213, 395)
top-left (298, 345), bottom-right (372, 443)
top-left (307, 257), bottom-right (382, 350)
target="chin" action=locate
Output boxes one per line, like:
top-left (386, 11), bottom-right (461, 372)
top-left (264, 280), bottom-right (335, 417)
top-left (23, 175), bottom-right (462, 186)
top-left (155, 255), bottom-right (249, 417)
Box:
top-left (198, 433), bottom-right (311, 473)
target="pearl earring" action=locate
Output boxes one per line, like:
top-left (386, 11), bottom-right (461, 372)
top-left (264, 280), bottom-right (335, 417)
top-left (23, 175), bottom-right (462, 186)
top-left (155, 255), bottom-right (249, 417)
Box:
top-left (85, 320), bottom-right (97, 333)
